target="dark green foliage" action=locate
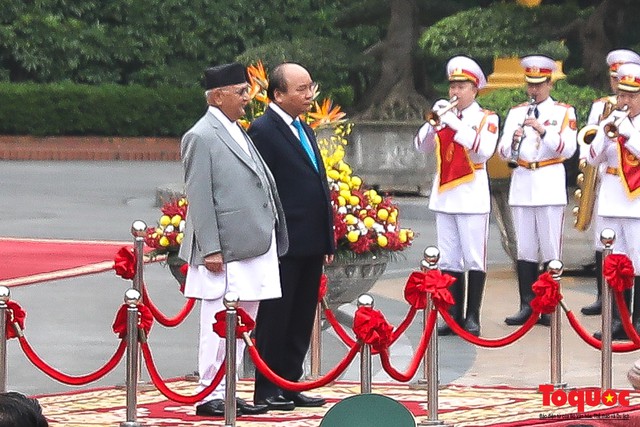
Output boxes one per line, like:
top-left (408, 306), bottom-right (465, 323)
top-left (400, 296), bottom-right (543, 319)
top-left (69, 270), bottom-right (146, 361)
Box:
top-left (419, 3), bottom-right (587, 62)
top-left (478, 80), bottom-right (605, 127)
top-left (0, 82), bottom-right (203, 136)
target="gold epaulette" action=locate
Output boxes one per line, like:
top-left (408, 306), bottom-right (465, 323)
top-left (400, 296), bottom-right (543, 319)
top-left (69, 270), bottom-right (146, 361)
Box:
top-left (554, 101), bottom-right (573, 108)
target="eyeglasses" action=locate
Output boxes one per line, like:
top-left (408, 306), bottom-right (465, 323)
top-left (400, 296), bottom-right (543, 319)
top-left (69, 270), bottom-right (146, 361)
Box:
top-left (220, 85), bottom-right (250, 96)
top-left (294, 82), bottom-right (318, 94)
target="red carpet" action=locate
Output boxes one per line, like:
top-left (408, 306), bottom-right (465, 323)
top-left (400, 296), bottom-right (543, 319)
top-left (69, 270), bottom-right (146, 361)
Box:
top-left (0, 238), bottom-right (132, 287)
top-left (36, 380), bottom-right (640, 426)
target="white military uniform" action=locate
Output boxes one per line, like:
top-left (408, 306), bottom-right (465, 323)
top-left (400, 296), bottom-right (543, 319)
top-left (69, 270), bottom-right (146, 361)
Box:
top-left (415, 100), bottom-right (499, 271)
top-left (184, 107), bottom-right (282, 404)
top-left (498, 96), bottom-right (577, 262)
top-left (588, 105), bottom-right (640, 269)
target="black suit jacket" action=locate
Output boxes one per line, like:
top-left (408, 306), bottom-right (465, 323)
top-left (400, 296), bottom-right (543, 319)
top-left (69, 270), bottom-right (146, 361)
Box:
top-left (248, 107), bottom-right (335, 257)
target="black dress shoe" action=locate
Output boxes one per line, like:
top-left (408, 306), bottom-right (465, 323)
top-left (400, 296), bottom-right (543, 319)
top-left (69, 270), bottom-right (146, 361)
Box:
top-left (283, 392), bottom-right (326, 407)
top-left (255, 395), bottom-right (295, 411)
top-left (236, 398), bottom-right (268, 415)
top-left (505, 307), bottom-right (533, 326)
top-left (196, 399), bottom-right (226, 417)
top-left (581, 299), bottom-right (602, 316)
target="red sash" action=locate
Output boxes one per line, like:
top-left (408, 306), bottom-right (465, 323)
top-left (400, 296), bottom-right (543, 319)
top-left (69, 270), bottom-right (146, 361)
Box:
top-left (435, 127), bottom-right (474, 192)
top-left (616, 136), bottom-right (640, 198)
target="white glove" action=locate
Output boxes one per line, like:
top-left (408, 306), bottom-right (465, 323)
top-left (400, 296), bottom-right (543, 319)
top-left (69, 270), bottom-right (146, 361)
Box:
top-left (617, 116), bottom-right (635, 139)
top-left (432, 98), bottom-right (450, 111)
top-left (438, 109), bottom-right (462, 131)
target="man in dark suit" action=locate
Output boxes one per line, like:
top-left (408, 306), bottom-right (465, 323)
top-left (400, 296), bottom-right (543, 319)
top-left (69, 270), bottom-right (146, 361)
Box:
top-left (249, 62), bottom-right (335, 410)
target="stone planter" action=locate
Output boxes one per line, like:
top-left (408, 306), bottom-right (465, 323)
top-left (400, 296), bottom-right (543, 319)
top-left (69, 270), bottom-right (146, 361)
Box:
top-left (324, 253), bottom-right (389, 309)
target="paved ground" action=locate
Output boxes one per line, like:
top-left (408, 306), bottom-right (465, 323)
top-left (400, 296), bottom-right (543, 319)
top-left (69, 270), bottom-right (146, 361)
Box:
top-left (1, 161), bottom-right (638, 399)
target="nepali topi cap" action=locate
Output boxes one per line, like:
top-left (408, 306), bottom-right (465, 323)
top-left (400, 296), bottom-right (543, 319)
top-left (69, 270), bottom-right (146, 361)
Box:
top-left (204, 63), bottom-right (248, 90)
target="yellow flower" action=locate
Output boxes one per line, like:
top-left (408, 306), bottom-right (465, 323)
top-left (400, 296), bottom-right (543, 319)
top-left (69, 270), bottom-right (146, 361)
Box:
top-left (377, 235), bottom-right (388, 247)
top-left (347, 230), bottom-right (360, 242)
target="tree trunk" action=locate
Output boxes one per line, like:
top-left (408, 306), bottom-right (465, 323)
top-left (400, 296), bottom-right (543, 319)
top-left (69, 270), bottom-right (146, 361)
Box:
top-left (355, 0), bottom-right (427, 120)
top-left (579, 0), bottom-right (632, 89)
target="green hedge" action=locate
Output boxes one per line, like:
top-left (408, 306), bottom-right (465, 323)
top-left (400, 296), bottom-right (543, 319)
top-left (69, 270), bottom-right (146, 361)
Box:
top-left (0, 82), bottom-right (204, 136)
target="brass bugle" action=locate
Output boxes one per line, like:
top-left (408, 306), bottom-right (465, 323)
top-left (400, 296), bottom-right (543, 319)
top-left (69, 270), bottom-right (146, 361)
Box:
top-left (426, 96), bottom-right (459, 127)
top-left (577, 124), bottom-right (599, 145)
top-left (603, 105), bottom-right (629, 139)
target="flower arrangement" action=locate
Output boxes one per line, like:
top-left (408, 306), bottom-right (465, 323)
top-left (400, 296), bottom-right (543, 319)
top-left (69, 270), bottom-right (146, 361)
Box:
top-left (145, 61), bottom-right (413, 260)
top-left (145, 197), bottom-right (188, 253)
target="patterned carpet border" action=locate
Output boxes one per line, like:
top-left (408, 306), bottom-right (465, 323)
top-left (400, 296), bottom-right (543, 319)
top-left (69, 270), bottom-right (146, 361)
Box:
top-left (36, 380), bottom-right (640, 426)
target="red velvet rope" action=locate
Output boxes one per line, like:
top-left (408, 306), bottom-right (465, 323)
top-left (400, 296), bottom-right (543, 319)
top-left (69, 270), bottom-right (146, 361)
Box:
top-left (249, 341), bottom-right (361, 392)
top-left (18, 337), bottom-right (126, 385)
top-left (323, 306), bottom-right (357, 347)
top-left (379, 309), bottom-right (437, 382)
top-left (4, 300), bottom-right (26, 339)
top-left (141, 342), bottom-right (225, 404)
top-left (439, 308), bottom-right (539, 347)
top-left (614, 290), bottom-right (640, 346)
top-left (564, 310), bottom-right (640, 352)
top-left (141, 282), bottom-right (196, 327)
top-left (318, 274), bottom-right (327, 302)
top-left (389, 307), bottom-right (417, 345)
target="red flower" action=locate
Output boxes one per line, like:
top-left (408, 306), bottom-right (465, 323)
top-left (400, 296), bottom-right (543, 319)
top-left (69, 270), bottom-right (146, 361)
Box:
top-left (113, 246), bottom-right (136, 280)
top-left (603, 253), bottom-right (635, 292)
top-left (531, 272), bottom-right (562, 314)
top-left (212, 308), bottom-right (256, 338)
top-left (403, 270), bottom-right (456, 310)
top-left (353, 306), bottom-right (393, 352)
top-left (5, 300), bottom-right (26, 339)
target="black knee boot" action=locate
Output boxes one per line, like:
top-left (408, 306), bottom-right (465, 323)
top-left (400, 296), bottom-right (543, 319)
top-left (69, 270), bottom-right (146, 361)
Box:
top-left (437, 270), bottom-right (465, 336)
top-left (505, 260), bottom-right (539, 326)
top-left (581, 251), bottom-right (603, 316)
top-left (594, 288), bottom-right (632, 341)
top-left (463, 270), bottom-right (486, 336)
top-left (632, 277), bottom-right (640, 333)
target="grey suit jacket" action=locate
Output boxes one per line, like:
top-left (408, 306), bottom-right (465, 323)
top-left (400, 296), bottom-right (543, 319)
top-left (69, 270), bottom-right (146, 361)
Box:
top-left (178, 111), bottom-right (288, 266)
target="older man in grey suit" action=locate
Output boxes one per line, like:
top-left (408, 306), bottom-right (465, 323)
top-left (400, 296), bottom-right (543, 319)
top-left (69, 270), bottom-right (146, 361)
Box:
top-left (179, 63), bottom-right (288, 418)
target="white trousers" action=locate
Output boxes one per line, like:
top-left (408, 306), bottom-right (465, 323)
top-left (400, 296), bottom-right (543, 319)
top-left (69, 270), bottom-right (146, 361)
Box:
top-left (512, 205), bottom-right (564, 263)
top-left (435, 212), bottom-right (489, 272)
top-left (598, 216), bottom-right (640, 271)
top-left (197, 298), bottom-right (259, 405)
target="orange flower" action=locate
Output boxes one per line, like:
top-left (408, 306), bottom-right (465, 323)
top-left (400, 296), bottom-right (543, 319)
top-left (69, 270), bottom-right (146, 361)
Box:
top-left (247, 60), bottom-right (269, 103)
top-left (307, 98), bottom-right (346, 129)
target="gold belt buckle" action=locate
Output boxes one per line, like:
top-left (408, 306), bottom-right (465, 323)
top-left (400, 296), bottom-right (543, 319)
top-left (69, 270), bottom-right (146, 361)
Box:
top-left (530, 162), bottom-right (538, 170)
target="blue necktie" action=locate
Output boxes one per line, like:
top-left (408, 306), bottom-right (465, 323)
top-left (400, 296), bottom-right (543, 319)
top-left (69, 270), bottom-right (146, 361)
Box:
top-left (292, 119), bottom-right (318, 171)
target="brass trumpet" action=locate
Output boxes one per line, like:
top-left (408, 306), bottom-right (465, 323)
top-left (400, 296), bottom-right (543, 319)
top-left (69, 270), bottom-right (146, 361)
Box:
top-left (603, 105), bottom-right (629, 138)
top-left (426, 96), bottom-right (459, 127)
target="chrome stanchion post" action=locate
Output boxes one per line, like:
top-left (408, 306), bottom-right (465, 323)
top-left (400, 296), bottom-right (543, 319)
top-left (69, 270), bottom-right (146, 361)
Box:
top-left (0, 286), bottom-right (9, 393)
top-left (547, 260), bottom-right (566, 389)
top-left (418, 246), bottom-right (445, 426)
top-left (130, 220), bottom-right (153, 390)
top-left (307, 302), bottom-right (322, 380)
top-left (224, 292), bottom-right (239, 427)
top-left (120, 289), bottom-right (143, 427)
top-left (131, 220), bottom-right (147, 293)
top-left (600, 228), bottom-right (615, 391)
top-left (357, 294), bottom-right (374, 394)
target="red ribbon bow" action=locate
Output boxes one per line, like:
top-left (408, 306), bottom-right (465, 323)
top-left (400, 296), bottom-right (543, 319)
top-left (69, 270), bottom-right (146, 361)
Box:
top-left (403, 270), bottom-right (456, 310)
top-left (603, 253), bottom-right (635, 292)
top-left (112, 303), bottom-right (153, 338)
top-left (113, 246), bottom-right (136, 280)
top-left (318, 274), bottom-right (328, 302)
top-left (5, 301), bottom-right (26, 339)
top-left (530, 272), bottom-right (562, 314)
top-left (352, 306), bottom-right (393, 352)
top-left (212, 308), bottom-right (256, 338)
